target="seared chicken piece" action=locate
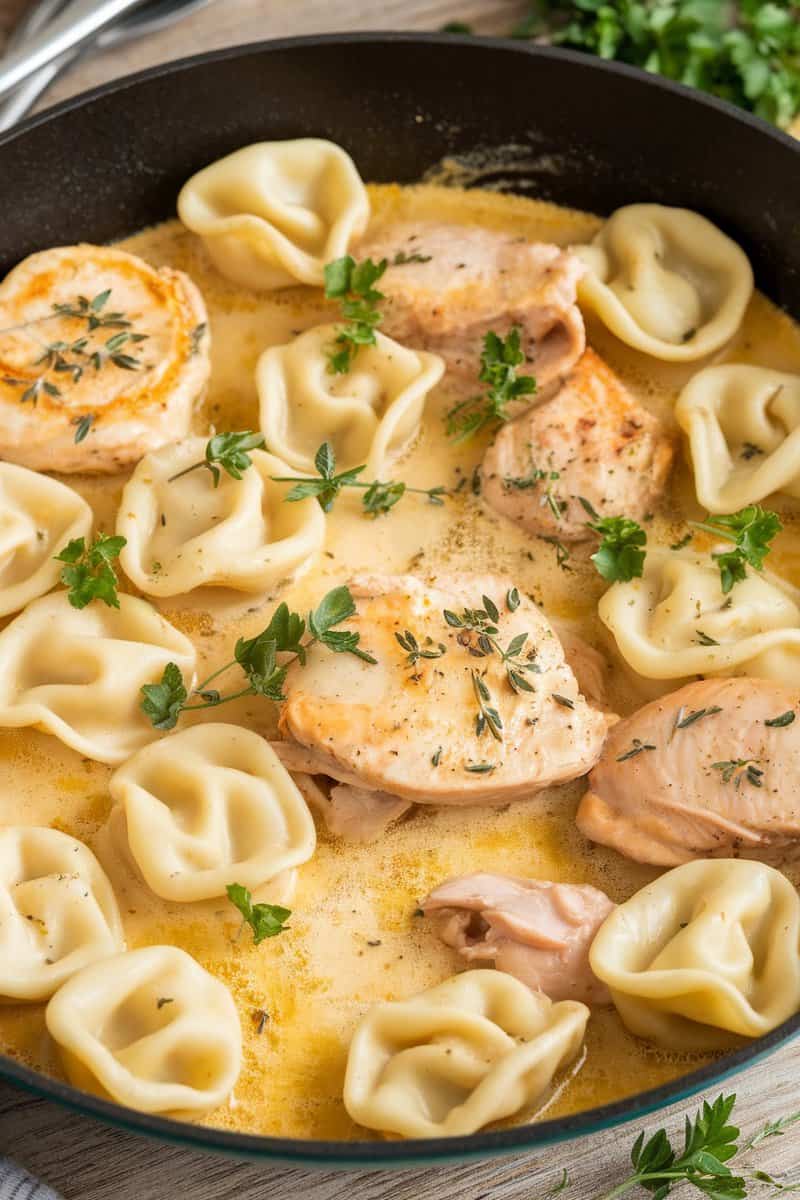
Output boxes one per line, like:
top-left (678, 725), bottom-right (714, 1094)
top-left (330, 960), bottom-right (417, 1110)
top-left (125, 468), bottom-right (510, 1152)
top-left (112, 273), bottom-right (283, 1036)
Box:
top-left (482, 349), bottom-right (674, 541)
top-left (0, 244), bottom-right (209, 473)
top-left (356, 222), bottom-right (585, 390)
top-left (578, 678), bottom-right (800, 866)
top-left (280, 756), bottom-right (413, 842)
top-left (554, 625), bottom-right (611, 712)
top-left (422, 872), bottom-right (615, 1004)
top-left (278, 573), bottom-right (614, 816)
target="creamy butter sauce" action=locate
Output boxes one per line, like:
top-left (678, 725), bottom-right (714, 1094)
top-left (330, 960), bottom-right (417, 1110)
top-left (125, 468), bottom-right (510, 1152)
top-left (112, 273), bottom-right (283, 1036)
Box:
top-left (3, 183), bottom-right (800, 1139)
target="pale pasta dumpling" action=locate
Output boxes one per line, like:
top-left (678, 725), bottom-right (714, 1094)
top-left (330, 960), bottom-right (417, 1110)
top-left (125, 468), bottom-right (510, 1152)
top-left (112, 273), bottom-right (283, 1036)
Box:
top-left (675, 364), bottom-right (800, 512)
top-left (177, 139), bottom-right (369, 290)
top-left (0, 591), bottom-right (196, 765)
top-left (0, 826), bottom-right (124, 1001)
top-left (257, 324), bottom-right (445, 476)
top-left (0, 463), bottom-right (93, 617)
top-left (117, 440), bottom-right (325, 598)
top-left (343, 969), bottom-right (589, 1138)
top-left (45, 945), bottom-right (242, 1117)
top-left (574, 205), bottom-right (753, 361)
top-left (590, 860), bottom-right (800, 1050)
top-left (599, 547), bottom-right (800, 683)
top-left (109, 723), bottom-right (316, 902)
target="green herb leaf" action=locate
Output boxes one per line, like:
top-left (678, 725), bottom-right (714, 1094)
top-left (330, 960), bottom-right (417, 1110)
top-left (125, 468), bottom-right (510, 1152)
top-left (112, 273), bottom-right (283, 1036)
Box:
top-left (324, 255), bottom-right (388, 373)
top-left (140, 662), bottom-right (187, 731)
top-left (55, 533), bottom-right (126, 609)
top-left (168, 430), bottom-right (266, 487)
top-left (587, 515), bottom-right (647, 582)
top-left (691, 505), bottom-right (782, 594)
top-left (765, 710), bottom-right (796, 728)
top-left (445, 327), bottom-right (536, 441)
top-left (226, 883), bottom-right (291, 944)
top-left (272, 442), bottom-right (446, 517)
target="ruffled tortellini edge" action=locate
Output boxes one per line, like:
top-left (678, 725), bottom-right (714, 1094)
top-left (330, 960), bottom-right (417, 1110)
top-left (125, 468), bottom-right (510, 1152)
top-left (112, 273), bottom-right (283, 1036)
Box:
top-left (45, 945), bottom-right (242, 1117)
top-left (108, 722), bottom-right (316, 902)
top-left (574, 204), bottom-right (753, 362)
top-left (589, 859), bottom-right (800, 1050)
top-left (0, 825), bottom-right (124, 1001)
top-left (117, 440), bottom-right (326, 599)
top-left (675, 363), bottom-right (800, 513)
top-left (343, 969), bottom-right (589, 1138)
top-left (0, 462), bottom-right (93, 618)
top-left (177, 139), bottom-right (370, 290)
top-left (598, 546), bottom-right (800, 684)
top-left (257, 323), bottom-right (445, 477)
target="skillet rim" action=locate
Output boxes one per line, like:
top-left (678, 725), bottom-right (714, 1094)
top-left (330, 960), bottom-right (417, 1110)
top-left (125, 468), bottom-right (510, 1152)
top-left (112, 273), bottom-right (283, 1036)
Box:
top-left (0, 29), bottom-right (799, 1166)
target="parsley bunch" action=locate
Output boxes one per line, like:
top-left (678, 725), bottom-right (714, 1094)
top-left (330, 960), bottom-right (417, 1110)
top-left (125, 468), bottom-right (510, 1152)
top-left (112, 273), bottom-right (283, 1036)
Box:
top-left (446, 328), bottom-right (537, 441)
top-left (690, 504), bottom-right (782, 592)
top-left (226, 883), bottom-right (290, 945)
top-left (512, 2), bottom-right (800, 128)
top-left (140, 585), bottom-right (376, 731)
top-left (168, 431), bottom-right (266, 487)
top-left (272, 441), bottom-right (447, 516)
top-left (579, 499), bottom-right (648, 582)
top-left (56, 533), bottom-right (127, 609)
top-left (324, 256), bottom-right (388, 373)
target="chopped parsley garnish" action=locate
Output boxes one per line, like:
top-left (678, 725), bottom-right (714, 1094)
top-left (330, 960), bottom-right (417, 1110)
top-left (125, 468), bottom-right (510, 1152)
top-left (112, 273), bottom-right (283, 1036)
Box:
top-left (445, 327), bottom-right (536, 441)
top-left (140, 585), bottom-right (376, 731)
top-left (696, 630), bottom-right (719, 646)
top-left (690, 505), bottom-right (782, 593)
top-left (168, 430), bottom-right (266, 487)
top-left (324, 255), bottom-right (387, 373)
top-left (272, 442), bottom-right (447, 517)
top-left (579, 499), bottom-right (647, 582)
top-left (226, 883), bottom-right (290, 944)
top-left (55, 533), bottom-right (126, 610)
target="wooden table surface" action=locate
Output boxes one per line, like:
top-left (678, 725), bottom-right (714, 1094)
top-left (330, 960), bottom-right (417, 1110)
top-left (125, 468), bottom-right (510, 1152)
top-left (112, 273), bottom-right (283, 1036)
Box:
top-left (0, 1), bottom-right (799, 1197)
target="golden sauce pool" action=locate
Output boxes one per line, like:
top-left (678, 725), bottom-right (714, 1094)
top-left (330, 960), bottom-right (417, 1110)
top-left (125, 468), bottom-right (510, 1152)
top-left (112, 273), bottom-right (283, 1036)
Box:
top-left (3, 183), bottom-right (800, 1140)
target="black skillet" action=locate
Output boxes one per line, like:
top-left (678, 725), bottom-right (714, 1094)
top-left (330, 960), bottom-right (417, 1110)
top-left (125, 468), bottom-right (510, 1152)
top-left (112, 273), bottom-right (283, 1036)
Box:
top-left (0, 31), bottom-right (799, 1168)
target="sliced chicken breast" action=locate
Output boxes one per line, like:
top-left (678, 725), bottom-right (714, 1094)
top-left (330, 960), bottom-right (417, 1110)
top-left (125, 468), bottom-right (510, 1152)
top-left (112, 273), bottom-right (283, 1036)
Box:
top-left (422, 872), bottom-right (615, 1004)
top-left (286, 765), bottom-right (413, 842)
top-left (578, 677), bottom-right (800, 866)
top-left (0, 244), bottom-right (209, 472)
top-left (482, 349), bottom-right (674, 541)
top-left (356, 222), bottom-right (585, 390)
top-left (278, 573), bottom-right (614, 809)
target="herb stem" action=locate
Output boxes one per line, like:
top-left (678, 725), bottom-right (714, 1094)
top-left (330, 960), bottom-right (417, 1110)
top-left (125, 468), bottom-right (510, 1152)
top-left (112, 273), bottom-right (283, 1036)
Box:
top-left (166, 461), bottom-right (208, 484)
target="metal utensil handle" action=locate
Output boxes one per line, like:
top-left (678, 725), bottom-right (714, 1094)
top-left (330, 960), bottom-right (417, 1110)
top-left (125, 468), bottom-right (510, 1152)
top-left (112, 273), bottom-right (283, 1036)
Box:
top-left (0, 0), bottom-right (145, 101)
top-left (0, 50), bottom-right (76, 132)
top-left (3, 0), bottom-right (69, 53)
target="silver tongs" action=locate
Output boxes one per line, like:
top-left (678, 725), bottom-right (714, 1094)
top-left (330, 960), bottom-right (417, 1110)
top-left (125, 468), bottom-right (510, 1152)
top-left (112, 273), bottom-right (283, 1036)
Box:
top-left (0, 0), bottom-right (148, 103)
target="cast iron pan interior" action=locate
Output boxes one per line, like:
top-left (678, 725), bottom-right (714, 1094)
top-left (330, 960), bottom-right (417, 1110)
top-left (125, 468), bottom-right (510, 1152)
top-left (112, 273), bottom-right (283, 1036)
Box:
top-left (0, 32), bottom-right (799, 1167)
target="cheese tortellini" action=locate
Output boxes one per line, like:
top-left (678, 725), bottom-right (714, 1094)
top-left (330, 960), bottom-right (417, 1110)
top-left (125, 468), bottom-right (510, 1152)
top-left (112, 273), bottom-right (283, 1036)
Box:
top-left (590, 860), bottom-right (800, 1050)
top-left (117, 440), bottom-right (325, 598)
top-left (343, 969), bottom-right (589, 1138)
top-left (0, 591), bottom-right (196, 764)
top-left (177, 139), bottom-right (369, 290)
top-left (108, 723), bottom-right (316, 902)
top-left (599, 547), bottom-right (800, 683)
top-left (675, 364), bottom-right (800, 512)
top-left (0, 826), bottom-right (124, 1001)
top-left (575, 205), bottom-right (753, 361)
top-left (258, 324), bottom-right (445, 476)
top-left (45, 945), bottom-right (242, 1117)
top-left (0, 463), bottom-right (92, 617)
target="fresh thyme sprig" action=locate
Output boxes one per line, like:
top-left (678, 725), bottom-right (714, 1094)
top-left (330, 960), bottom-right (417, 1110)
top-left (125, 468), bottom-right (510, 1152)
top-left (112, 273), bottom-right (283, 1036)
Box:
top-left (443, 595), bottom-right (542, 694)
top-left (712, 759), bottom-right (764, 789)
top-left (140, 585), bottom-right (376, 731)
top-left (324, 255), bottom-right (388, 374)
top-left (55, 533), bottom-right (126, 610)
top-left (272, 442), bottom-right (447, 517)
top-left (395, 630), bottom-right (447, 667)
top-left (616, 738), bottom-right (657, 762)
top-left (167, 431), bottom-right (266, 487)
top-left (445, 327), bottom-right (537, 441)
top-left (0, 290), bottom-right (148, 405)
top-left (596, 1094), bottom-right (745, 1200)
top-left (226, 883), bottom-right (290, 945)
top-left (579, 498), bottom-right (648, 582)
top-left (471, 669), bottom-right (504, 741)
top-left (690, 505), bottom-right (782, 594)
top-left (504, 465), bottom-right (565, 522)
